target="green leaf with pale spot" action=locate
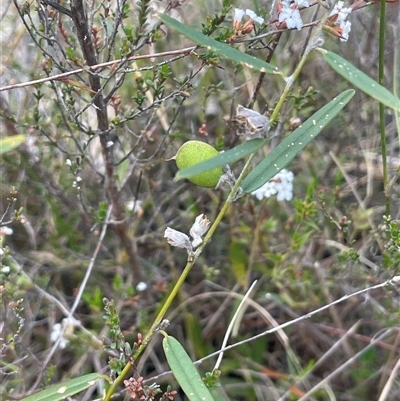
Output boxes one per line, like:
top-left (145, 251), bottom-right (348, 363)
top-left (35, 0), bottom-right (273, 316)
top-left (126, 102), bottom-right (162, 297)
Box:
top-left (158, 13), bottom-right (282, 76)
top-left (0, 135), bottom-right (26, 154)
top-left (19, 373), bottom-right (102, 401)
top-left (322, 50), bottom-right (400, 112)
top-left (162, 334), bottom-right (215, 401)
top-left (242, 89), bottom-right (355, 193)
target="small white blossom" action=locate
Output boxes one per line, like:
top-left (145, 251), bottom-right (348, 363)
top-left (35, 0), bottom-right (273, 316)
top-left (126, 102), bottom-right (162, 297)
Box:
top-left (76, 176), bottom-right (82, 182)
top-left (0, 226), bottom-right (13, 236)
top-left (233, 8), bottom-right (246, 23)
top-left (66, 159), bottom-right (72, 166)
top-left (136, 281), bottom-right (148, 292)
top-left (189, 214), bottom-right (211, 248)
top-left (296, 0), bottom-right (310, 8)
top-left (50, 317), bottom-right (81, 349)
top-left (164, 227), bottom-right (192, 251)
top-left (279, 3), bottom-right (304, 31)
top-left (245, 9), bottom-right (264, 25)
top-left (329, 1), bottom-right (352, 22)
top-left (106, 141), bottom-right (114, 148)
top-left (0, 248), bottom-right (4, 256)
top-left (252, 169), bottom-right (294, 201)
top-left (1, 265), bottom-right (10, 274)
top-left (339, 20), bottom-right (351, 42)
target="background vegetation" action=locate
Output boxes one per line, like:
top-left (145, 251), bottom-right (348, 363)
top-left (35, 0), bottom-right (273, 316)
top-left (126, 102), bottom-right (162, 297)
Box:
top-left (1, 0), bottom-right (399, 400)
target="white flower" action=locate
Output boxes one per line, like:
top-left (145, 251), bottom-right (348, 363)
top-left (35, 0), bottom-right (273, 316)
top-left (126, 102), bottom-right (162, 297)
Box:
top-left (66, 159), bottom-right (72, 166)
top-left (233, 8), bottom-right (246, 23)
top-left (296, 0), bottom-right (310, 7)
top-left (0, 226), bottom-right (13, 236)
top-left (0, 248), bottom-right (4, 256)
top-left (279, 3), bottom-right (304, 31)
top-left (339, 20), bottom-right (351, 42)
top-left (106, 141), bottom-right (114, 148)
top-left (233, 7), bottom-right (264, 28)
top-left (189, 214), bottom-right (211, 248)
top-left (251, 169), bottom-right (294, 201)
top-left (136, 281), bottom-right (148, 292)
top-left (329, 1), bottom-right (352, 22)
top-left (50, 318), bottom-right (81, 349)
top-left (245, 9), bottom-right (264, 25)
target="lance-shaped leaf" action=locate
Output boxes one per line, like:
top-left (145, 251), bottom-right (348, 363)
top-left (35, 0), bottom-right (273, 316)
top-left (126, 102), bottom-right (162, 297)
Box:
top-left (322, 50), bottom-right (400, 112)
top-left (19, 373), bottom-right (102, 401)
top-left (0, 135), bottom-right (26, 154)
top-left (241, 90), bottom-right (355, 193)
top-left (175, 138), bottom-right (267, 181)
top-left (162, 334), bottom-right (215, 401)
top-left (158, 13), bottom-right (282, 76)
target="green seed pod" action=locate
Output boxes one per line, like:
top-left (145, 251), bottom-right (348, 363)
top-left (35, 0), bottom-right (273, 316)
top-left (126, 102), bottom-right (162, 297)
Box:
top-left (174, 140), bottom-right (223, 188)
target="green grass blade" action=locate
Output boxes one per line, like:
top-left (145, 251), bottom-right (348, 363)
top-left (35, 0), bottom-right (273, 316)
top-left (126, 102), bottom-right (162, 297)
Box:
top-left (175, 138), bottom-right (267, 181)
top-left (241, 89), bottom-right (355, 193)
top-left (158, 13), bottom-right (282, 76)
top-left (163, 335), bottom-right (214, 401)
top-left (19, 373), bottom-right (102, 401)
top-left (322, 50), bottom-right (400, 112)
top-left (0, 135), bottom-right (26, 154)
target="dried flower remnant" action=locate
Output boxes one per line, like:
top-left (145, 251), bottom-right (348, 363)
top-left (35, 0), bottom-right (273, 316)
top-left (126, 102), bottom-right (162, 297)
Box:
top-left (164, 214), bottom-right (211, 255)
top-left (189, 214), bottom-right (211, 248)
top-left (235, 105), bottom-right (270, 139)
top-left (164, 228), bottom-right (192, 252)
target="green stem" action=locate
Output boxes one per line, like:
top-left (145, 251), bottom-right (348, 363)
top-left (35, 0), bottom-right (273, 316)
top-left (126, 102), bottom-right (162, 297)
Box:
top-left (103, 13), bottom-right (331, 401)
top-left (378, 0), bottom-right (390, 216)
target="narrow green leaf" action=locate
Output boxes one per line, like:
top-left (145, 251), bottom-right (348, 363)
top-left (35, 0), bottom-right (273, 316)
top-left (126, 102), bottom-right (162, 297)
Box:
top-left (241, 89), bottom-right (355, 193)
top-left (162, 335), bottom-right (215, 401)
top-left (0, 134), bottom-right (26, 154)
top-left (158, 13), bottom-right (282, 76)
top-left (19, 373), bottom-right (102, 401)
top-left (322, 50), bottom-right (400, 112)
top-left (176, 138), bottom-right (267, 181)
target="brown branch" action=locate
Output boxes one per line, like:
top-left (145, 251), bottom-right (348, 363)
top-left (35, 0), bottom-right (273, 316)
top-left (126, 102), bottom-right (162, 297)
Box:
top-left (70, 0), bottom-right (142, 282)
top-left (0, 47), bottom-right (196, 92)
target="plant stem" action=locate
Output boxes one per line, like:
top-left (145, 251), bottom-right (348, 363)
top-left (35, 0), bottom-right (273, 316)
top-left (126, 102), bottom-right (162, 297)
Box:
top-left (378, 0), bottom-right (390, 216)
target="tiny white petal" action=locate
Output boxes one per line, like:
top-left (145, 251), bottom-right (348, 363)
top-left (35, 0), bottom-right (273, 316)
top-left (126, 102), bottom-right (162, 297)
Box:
top-left (297, 0), bottom-right (309, 8)
top-left (136, 281), bottom-right (148, 292)
top-left (233, 8), bottom-right (246, 22)
top-left (66, 159), bottom-right (72, 166)
top-left (76, 176), bottom-right (82, 182)
top-left (0, 227), bottom-right (13, 236)
top-left (106, 141), bottom-right (114, 148)
top-left (245, 9), bottom-right (264, 25)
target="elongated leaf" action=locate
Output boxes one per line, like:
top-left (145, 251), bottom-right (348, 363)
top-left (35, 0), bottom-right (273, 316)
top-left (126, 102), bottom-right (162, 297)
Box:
top-left (176, 138), bottom-right (266, 181)
top-left (322, 50), bottom-right (400, 112)
top-left (158, 13), bottom-right (282, 76)
top-left (241, 89), bottom-right (355, 193)
top-left (19, 373), bottom-right (102, 401)
top-left (162, 334), bottom-right (214, 401)
top-left (0, 134), bottom-right (26, 154)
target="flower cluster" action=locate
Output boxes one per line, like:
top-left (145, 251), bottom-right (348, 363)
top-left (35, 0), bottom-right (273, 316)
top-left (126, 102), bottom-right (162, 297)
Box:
top-left (277, 0), bottom-right (310, 31)
top-left (326, 1), bottom-right (352, 42)
top-left (230, 8), bottom-right (264, 41)
top-left (164, 214), bottom-right (210, 255)
top-left (251, 169), bottom-right (294, 201)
